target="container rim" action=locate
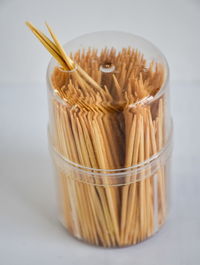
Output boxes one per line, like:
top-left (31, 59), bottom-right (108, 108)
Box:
top-left (46, 30), bottom-right (169, 108)
top-left (48, 119), bottom-right (173, 177)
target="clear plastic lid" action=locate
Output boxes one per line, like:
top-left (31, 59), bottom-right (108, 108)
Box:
top-left (47, 31), bottom-right (171, 171)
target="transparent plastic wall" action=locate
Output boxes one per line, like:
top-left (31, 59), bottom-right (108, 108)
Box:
top-left (47, 31), bottom-right (172, 247)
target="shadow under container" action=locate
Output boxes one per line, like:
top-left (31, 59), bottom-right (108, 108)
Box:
top-left (47, 31), bottom-right (173, 247)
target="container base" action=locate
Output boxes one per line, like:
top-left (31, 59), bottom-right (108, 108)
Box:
top-left (58, 217), bottom-right (167, 248)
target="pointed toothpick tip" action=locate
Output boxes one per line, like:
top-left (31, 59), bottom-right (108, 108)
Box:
top-left (25, 21), bottom-right (31, 28)
top-left (45, 21), bottom-right (50, 31)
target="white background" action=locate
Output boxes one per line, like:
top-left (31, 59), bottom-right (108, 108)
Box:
top-left (0, 0), bottom-right (200, 264)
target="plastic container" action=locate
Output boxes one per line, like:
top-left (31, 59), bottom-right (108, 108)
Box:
top-left (47, 31), bottom-right (172, 247)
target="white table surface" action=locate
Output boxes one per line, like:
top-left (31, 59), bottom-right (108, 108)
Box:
top-left (0, 81), bottom-right (200, 265)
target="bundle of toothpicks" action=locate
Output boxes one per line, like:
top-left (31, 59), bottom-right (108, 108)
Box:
top-left (26, 22), bottom-right (167, 247)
